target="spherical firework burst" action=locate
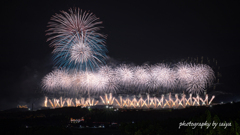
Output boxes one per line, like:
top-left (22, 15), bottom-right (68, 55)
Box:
top-left (42, 71), bottom-right (58, 91)
top-left (116, 64), bottom-right (134, 87)
top-left (70, 40), bottom-right (94, 64)
top-left (46, 8), bottom-right (105, 47)
top-left (186, 64), bottom-right (215, 94)
top-left (133, 65), bottom-right (151, 90)
top-left (46, 8), bottom-right (108, 71)
top-left (42, 69), bottom-right (74, 92)
top-left (71, 70), bottom-right (84, 90)
top-left (175, 62), bottom-right (193, 89)
top-left (92, 72), bottom-right (109, 94)
top-left (76, 71), bottom-right (109, 95)
top-left (149, 64), bottom-right (177, 90)
top-left (97, 66), bottom-right (118, 93)
top-left (57, 69), bottom-right (73, 90)
top-left (81, 71), bottom-right (98, 92)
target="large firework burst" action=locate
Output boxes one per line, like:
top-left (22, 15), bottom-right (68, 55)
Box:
top-left (186, 64), bottom-right (215, 94)
top-left (97, 66), bottom-right (118, 93)
top-left (149, 64), bottom-right (177, 90)
top-left (46, 8), bottom-right (108, 71)
top-left (132, 65), bottom-right (151, 90)
top-left (175, 62), bottom-right (215, 94)
top-left (42, 71), bottom-right (58, 91)
top-left (42, 69), bottom-right (72, 91)
top-left (116, 64), bottom-right (134, 87)
top-left (175, 62), bottom-right (193, 89)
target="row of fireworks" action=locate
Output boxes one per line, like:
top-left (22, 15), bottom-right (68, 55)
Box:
top-left (44, 93), bottom-right (215, 109)
top-left (42, 62), bottom-right (215, 95)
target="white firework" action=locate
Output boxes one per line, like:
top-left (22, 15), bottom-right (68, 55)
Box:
top-left (81, 71), bottom-right (98, 92)
top-left (116, 64), bottom-right (134, 87)
top-left (42, 60), bottom-right (215, 95)
top-left (46, 8), bottom-right (107, 71)
top-left (58, 69), bottom-right (73, 90)
top-left (175, 62), bottom-right (194, 89)
top-left (42, 69), bottom-right (68, 91)
top-left (70, 41), bottom-right (93, 64)
top-left (187, 64), bottom-right (215, 94)
top-left (71, 70), bottom-right (84, 90)
top-left (98, 66), bottom-right (118, 93)
top-left (94, 73), bottom-right (109, 93)
top-left (150, 64), bottom-right (176, 89)
top-left (133, 65), bottom-right (151, 90)
top-left (42, 71), bottom-right (58, 91)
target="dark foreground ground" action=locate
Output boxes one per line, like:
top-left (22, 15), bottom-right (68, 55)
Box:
top-left (1, 102), bottom-right (240, 135)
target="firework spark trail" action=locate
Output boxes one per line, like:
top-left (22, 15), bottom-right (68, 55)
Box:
top-left (46, 8), bottom-right (107, 71)
top-left (111, 93), bottom-right (215, 109)
top-left (44, 94), bottom-right (215, 108)
top-left (100, 93), bottom-right (115, 105)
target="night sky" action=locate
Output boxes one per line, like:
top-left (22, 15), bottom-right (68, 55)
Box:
top-left (1, 0), bottom-right (240, 110)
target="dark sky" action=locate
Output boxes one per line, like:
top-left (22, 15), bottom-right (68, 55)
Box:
top-left (1, 0), bottom-right (240, 110)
